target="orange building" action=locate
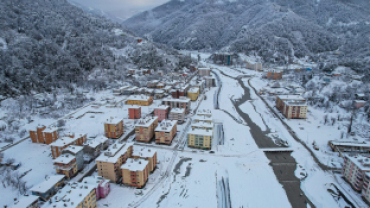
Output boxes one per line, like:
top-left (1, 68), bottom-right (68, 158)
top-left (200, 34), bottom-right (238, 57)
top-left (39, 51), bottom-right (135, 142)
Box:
top-left (50, 134), bottom-right (87, 159)
top-left (121, 158), bottom-right (149, 188)
top-left (135, 117), bottom-right (158, 143)
top-left (29, 125), bottom-right (59, 144)
top-left (104, 118), bottom-right (124, 139)
top-left (129, 106), bottom-right (141, 119)
top-left (267, 70), bottom-right (282, 80)
top-left (154, 120), bottom-right (178, 145)
top-left (132, 148), bottom-right (157, 172)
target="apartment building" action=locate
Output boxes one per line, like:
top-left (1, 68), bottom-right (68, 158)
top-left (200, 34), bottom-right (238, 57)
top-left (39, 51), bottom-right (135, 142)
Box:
top-left (96, 142), bottom-right (134, 182)
top-left (132, 148), bottom-right (157, 172)
top-left (62, 145), bottom-right (84, 171)
top-left (121, 158), bottom-right (149, 188)
top-left (135, 117), bottom-right (159, 143)
top-left (104, 118), bottom-right (124, 139)
top-left (343, 154), bottom-right (370, 194)
top-left (147, 80), bottom-right (159, 88)
top-left (162, 97), bottom-right (191, 113)
top-left (171, 84), bottom-right (190, 98)
top-left (267, 70), bottom-right (283, 80)
top-left (50, 135), bottom-right (87, 159)
top-left (44, 182), bottom-right (97, 208)
top-left (328, 140), bottom-right (370, 153)
top-left (29, 125), bottom-right (59, 144)
top-left (280, 100), bottom-right (308, 119)
top-left (126, 95), bottom-right (153, 106)
top-left (157, 82), bottom-right (165, 88)
top-left (362, 173), bottom-right (370, 204)
top-left (129, 106), bottom-right (141, 119)
top-left (82, 176), bottom-right (110, 200)
top-left (191, 121), bottom-right (213, 131)
top-left (276, 95), bottom-right (306, 108)
top-left (193, 114), bottom-right (213, 124)
top-left (31, 175), bottom-right (65, 201)
top-left (198, 68), bottom-right (211, 76)
top-left (53, 153), bottom-right (78, 178)
top-left (169, 108), bottom-right (186, 122)
top-left (205, 76), bottom-right (216, 88)
top-left (197, 109), bottom-right (212, 117)
top-left (187, 129), bottom-right (213, 150)
top-left (154, 105), bottom-right (170, 121)
top-left (154, 120), bottom-right (178, 145)
top-left (12, 196), bottom-right (40, 208)
top-left (188, 87), bottom-right (200, 101)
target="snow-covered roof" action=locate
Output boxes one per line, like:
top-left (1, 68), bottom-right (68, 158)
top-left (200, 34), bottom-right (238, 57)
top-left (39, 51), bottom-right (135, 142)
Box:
top-left (53, 153), bottom-right (76, 164)
top-left (188, 87), bottom-right (199, 93)
top-left (132, 147), bottom-right (156, 158)
top-left (191, 122), bottom-right (213, 128)
top-left (329, 140), bottom-right (370, 147)
top-left (164, 86), bottom-right (172, 90)
top-left (277, 95), bottom-right (305, 100)
top-left (43, 182), bottom-right (95, 208)
top-left (30, 175), bottom-right (65, 193)
top-left (155, 120), bottom-right (177, 132)
top-left (42, 127), bottom-right (58, 133)
top-left (63, 145), bottom-right (83, 154)
top-left (82, 176), bottom-right (106, 189)
top-left (283, 100), bottom-right (307, 107)
top-left (344, 154), bottom-right (370, 171)
top-left (104, 118), bottom-right (122, 125)
top-left (170, 108), bottom-right (185, 114)
top-left (197, 109), bottom-right (212, 116)
top-left (50, 137), bottom-right (79, 147)
top-left (198, 68), bottom-right (211, 71)
top-left (154, 105), bottom-right (170, 110)
top-left (129, 105), bottom-right (141, 109)
top-left (135, 117), bottom-right (158, 128)
top-left (157, 82), bottom-right (165, 86)
top-left (162, 97), bottom-right (190, 103)
top-left (96, 142), bottom-right (134, 163)
top-left (121, 158), bottom-right (148, 172)
top-left (193, 115), bottom-right (213, 121)
top-left (12, 196), bottom-right (39, 208)
top-left (127, 95), bottom-right (152, 101)
top-left (187, 129), bottom-right (213, 136)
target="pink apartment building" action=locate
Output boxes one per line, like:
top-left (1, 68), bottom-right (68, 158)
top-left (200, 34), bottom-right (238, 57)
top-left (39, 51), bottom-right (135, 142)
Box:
top-left (154, 105), bottom-right (170, 121)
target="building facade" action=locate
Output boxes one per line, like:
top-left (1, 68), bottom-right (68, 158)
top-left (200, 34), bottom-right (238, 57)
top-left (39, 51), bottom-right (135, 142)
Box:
top-left (198, 68), bottom-right (211, 76)
top-left (129, 106), bottom-right (141, 119)
top-left (154, 105), bottom-right (170, 121)
top-left (154, 120), bottom-right (178, 145)
top-left (96, 143), bottom-right (134, 183)
top-left (343, 154), bottom-right (370, 194)
top-left (280, 100), bottom-right (308, 119)
top-left (168, 108), bottom-right (186, 122)
top-left (121, 158), bottom-right (149, 188)
top-left (132, 148), bottom-right (157, 172)
top-left (53, 153), bottom-right (78, 178)
top-left (187, 129), bottom-right (213, 150)
top-left (50, 135), bottom-right (87, 159)
top-left (188, 87), bottom-right (199, 101)
top-left (135, 117), bottom-right (159, 142)
top-left (104, 118), bottom-right (124, 139)
top-left (162, 97), bottom-right (191, 114)
top-left (62, 145), bottom-right (84, 171)
top-left (267, 70), bottom-right (282, 80)
top-left (29, 125), bottom-right (59, 144)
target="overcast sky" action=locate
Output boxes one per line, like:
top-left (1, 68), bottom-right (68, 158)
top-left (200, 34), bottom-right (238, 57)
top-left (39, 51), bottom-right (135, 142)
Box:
top-left (70, 0), bottom-right (170, 19)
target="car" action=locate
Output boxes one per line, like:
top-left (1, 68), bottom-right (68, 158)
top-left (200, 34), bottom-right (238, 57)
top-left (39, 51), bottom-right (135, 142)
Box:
top-left (209, 151), bottom-right (215, 154)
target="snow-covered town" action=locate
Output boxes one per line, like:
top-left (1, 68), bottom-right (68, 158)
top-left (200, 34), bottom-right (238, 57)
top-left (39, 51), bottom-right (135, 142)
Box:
top-left (1, 0), bottom-right (370, 208)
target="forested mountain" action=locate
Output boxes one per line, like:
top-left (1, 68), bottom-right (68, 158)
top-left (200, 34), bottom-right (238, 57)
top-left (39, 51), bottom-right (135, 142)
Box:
top-left (124, 0), bottom-right (370, 71)
top-left (0, 0), bottom-right (189, 97)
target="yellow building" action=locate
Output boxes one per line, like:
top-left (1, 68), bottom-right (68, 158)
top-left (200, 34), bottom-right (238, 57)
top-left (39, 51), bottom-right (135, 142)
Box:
top-left (126, 95), bottom-right (153, 106)
top-left (53, 153), bottom-right (77, 179)
top-left (135, 117), bottom-right (159, 142)
top-left (154, 120), bottom-right (178, 145)
top-left (187, 87), bottom-right (199, 101)
top-left (132, 148), bottom-right (157, 172)
top-left (96, 142), bottom-right (134, 182)
top-left (187, 129), bottom-right (213, 150)
top-left (44, 181), bottom-right (97, 208)
top-left (121, 158), bottom-right (149, 188)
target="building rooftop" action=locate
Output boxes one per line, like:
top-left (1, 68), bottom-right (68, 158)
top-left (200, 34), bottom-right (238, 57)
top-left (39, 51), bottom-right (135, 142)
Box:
top-left (30, 175), bottom-right (65, 193)
top-left (162, 97), bottom-right (191, 103)
top-left (127, 95), bottom-right (152, 101)
top-left (191, 121), bottom-right (214, 128)
top-left (135, 117), bottom-right (158, 128)
top-left (85, 136), bottom-right (108, 149)
top-left (42, 127), bottom-right (58, 133)
top-left (188, 87), bottom-right (199, 93)
top-left (154, 105), bottom-right (170, 110)
top-left (329, 140), bottom-right (370, 147)
top-left (96, 142), bottom-right (134, 163)
top-left (344, 154), bottom-right (370, 171)
top-left (12, 196), bottom-right (39, 208)
top-left (132, 147), bottom-right (156, 158)
top-left (193, 115), bottom-right (213, 121)
top-left (283, 100), bottom-right (307, 107)
top-left (53, 153), bottom-right (76, 164)
top-left (63, 145), bottom-right (83, 154)
top-left (81, 176), bottom-right (107, 189)
top-left (277, 95), bottom-right (305, 100)
top-left (104, 118), bottom-right (122, 125)
top-left (197, 109), bottom-right (212, 116)
top-left (154, 89), bottom-right (165, 94)
top-left (187, 129), bottom-right (213, 136)
top-left (43, 182), bottom-right (95, 208)
top-left (155, 120), bottom-right (178, 132)
top-left (121, 158), bottom-right (148, 172)
top-left (129, 105), bottom-right (141, 109)
top-left (170, 108), bottom-right (185, 114)
top-left (50, 137), bottom-right (79, 147)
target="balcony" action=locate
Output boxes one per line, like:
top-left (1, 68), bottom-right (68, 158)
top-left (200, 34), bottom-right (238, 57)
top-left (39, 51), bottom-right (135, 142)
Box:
top-left (54, 164), bottom-right (74, 171)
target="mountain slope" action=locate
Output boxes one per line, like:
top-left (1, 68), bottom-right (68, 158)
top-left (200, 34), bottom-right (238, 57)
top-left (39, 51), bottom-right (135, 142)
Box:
top-left (124, 0), bottom-right (370, 69)
top-left (0, 0), bottom-right (189, 97)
